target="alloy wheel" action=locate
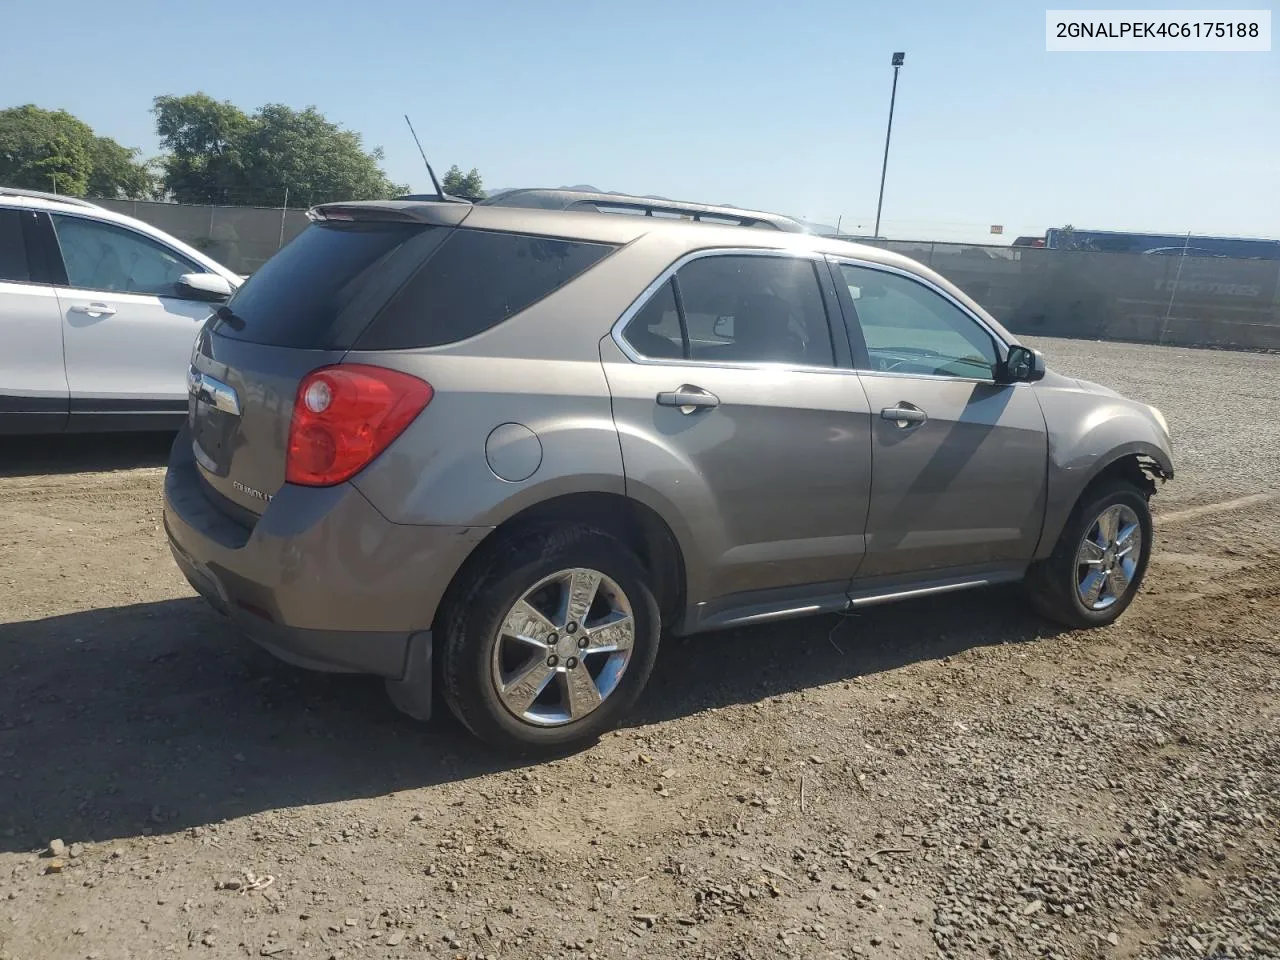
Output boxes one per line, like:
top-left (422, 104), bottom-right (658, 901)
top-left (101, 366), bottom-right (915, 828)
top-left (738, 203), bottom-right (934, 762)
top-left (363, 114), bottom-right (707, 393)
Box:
top-left (1075, 503), bottom-right (1142, 611)
top-left (490, 567), bottom-right (635, 726)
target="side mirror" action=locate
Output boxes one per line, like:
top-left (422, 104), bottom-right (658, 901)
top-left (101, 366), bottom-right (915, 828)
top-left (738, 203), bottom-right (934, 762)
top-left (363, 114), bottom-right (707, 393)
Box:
top-left (175, 273), bottom-right (233, 302)
top-left (1002, 344), bottom-right (1046, 383)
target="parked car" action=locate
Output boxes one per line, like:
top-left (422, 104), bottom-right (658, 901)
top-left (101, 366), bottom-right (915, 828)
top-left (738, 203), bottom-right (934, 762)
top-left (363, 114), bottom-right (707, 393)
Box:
top-left (163, 197), bottom-right (1173, 752)
top-left (0, 188), bottom-right (241, 434)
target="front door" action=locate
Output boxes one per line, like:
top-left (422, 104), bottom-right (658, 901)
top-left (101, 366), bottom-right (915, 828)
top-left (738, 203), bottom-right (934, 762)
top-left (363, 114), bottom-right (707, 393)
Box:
top-left (50, 213), bottom-right (214, 417)
top-left (601, 251), bottom-right (872, 625)
top-left (833, 259), bottom-right (1047, 579)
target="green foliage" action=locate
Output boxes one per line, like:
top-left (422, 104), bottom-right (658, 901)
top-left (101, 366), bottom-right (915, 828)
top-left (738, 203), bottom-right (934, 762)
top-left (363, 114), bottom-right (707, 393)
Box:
top-left (0, 104), bottom-right (153, 198)
top-left (153, 94), bottom-right (407, 206)
top-left (441, 165), bottom-right (485, 201)
top-left (152, 93), bottom-right (250, 204)
top-left (88, 137), bottom-right (155, 199)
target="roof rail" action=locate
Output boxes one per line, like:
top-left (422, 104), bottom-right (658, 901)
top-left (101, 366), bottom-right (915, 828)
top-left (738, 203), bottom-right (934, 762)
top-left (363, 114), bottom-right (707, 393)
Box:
top-left (0, 186), bottom-right (101, 209)
top-left (478, 188), bottom-right (808, 233)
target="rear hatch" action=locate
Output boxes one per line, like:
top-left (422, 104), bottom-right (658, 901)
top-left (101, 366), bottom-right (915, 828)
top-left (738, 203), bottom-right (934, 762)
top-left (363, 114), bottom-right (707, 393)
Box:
top-left (188, 205), bottom-right (462, 519)
top-left (186, 199), bottom-right (621, 522)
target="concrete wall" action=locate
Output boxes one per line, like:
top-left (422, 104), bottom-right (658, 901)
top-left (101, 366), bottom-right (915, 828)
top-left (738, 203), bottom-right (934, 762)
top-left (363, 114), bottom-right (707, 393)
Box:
top-left (95, 199), bottom-right (1280, 351)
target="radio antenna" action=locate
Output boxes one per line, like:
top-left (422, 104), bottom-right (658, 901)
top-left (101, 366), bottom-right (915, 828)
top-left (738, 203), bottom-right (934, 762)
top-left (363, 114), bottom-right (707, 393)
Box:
top-left (404, 114), bottom-right (444, 199)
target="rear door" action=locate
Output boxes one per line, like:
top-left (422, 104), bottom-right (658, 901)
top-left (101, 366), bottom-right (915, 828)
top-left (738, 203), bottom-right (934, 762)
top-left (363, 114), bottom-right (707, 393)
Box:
top-left (0, 207), bottom-right (68, 432)
top-left (832, 258), bottom-right (1047, 579)
top-left (48, 213), bottom-right (219, 421)
top-left (601, 250), bottom-right (872, 626)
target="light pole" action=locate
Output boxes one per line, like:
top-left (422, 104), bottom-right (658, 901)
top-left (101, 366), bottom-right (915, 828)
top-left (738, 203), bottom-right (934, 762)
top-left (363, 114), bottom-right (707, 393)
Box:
top-left (873, 51), bottom-right (905, 239)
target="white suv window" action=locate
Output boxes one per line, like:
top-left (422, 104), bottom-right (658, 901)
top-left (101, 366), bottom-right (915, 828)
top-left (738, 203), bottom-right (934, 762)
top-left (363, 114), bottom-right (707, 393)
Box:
top-left (51, 214), bottom-right (197, 296)
top-left (0, 209), bottom-right (30, 283)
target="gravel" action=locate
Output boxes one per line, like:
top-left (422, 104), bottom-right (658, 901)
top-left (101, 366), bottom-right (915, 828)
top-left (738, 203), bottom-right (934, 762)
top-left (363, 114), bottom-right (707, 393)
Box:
top-left (0, 337), bottom-right (1277, 959)
top-left (1025, 336), bottom-right (1280, 505)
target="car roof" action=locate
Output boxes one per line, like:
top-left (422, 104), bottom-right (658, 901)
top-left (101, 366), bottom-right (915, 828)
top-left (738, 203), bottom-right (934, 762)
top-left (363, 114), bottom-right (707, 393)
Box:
top-left (0, 186), bottom-right (105, 213)
top-left (313, 198), bottom-right (912, 264)
top-left (313, 198), bottom-right (1018, 342)
top-left (476, 188), bottom-right (809, 233)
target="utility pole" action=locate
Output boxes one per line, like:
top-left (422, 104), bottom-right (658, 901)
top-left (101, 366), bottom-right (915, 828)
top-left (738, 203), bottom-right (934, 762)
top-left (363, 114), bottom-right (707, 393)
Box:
top-left (874, 52), bottom-right (906, 240)
top-left (279, 188), bottom-right (289, 249)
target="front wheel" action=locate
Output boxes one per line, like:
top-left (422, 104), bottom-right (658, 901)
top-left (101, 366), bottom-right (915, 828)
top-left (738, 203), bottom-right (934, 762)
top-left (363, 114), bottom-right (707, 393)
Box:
top-left (436, 524), bottom-right (660, 753)
top-left (1025, 481), bottom-right (1153, 628)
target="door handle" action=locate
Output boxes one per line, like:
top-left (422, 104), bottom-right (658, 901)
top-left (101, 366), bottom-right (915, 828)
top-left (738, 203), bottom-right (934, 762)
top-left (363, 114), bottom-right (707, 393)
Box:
top-left (69, 302), bottom-right (116, 318)
top-left (881, 403), bottom-right (928, 427)
top-left (657, 385), bottom-right (720, 414)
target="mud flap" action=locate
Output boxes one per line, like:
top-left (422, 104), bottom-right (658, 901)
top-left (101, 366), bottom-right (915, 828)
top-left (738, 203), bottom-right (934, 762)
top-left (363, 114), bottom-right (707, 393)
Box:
top-left (385, 630), bottom-right (434, 721)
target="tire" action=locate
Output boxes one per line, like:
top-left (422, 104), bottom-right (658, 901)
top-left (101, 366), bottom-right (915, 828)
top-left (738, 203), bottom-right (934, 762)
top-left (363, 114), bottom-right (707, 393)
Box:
top-left (436, 523), bottom-right (661, 753)
top-left (1024, 480), bottom-right (1153, 629)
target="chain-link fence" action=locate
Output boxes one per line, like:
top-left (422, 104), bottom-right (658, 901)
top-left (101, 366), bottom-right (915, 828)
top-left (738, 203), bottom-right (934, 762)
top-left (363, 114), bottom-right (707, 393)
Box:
top-left (92, 198), bottom-right (311, 276)
top-left (92, 198), bottom-right (1280, 351)
top-left (857, 238), bottom-right (1280, 351)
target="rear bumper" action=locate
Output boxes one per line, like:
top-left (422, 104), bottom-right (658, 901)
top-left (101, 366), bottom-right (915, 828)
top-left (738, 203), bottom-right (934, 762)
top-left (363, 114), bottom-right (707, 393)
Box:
top-left (163, 427), bottom-right (490, 678)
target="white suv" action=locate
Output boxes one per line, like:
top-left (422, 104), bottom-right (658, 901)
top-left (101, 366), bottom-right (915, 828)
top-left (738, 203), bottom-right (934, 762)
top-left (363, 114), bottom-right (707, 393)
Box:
top-left (0, 188), bottom-right (242, 434)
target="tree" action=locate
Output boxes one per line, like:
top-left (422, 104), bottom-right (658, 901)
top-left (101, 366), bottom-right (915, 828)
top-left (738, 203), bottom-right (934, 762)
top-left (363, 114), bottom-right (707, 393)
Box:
top-left (0, 105), bottom-right (153, 198)
top-left (88, 137), bottom-right (156, 199)
top-left (152, 93), bottom-right (250, 204)
top-left (153, 94), bottom-right (407, 207)
top-left (442, 165), bottom-right (485, 201)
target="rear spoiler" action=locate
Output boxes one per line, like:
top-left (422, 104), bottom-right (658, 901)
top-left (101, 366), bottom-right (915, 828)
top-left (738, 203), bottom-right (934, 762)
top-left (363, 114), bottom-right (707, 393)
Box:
top-left (307, 200), bottom-right (473, 227)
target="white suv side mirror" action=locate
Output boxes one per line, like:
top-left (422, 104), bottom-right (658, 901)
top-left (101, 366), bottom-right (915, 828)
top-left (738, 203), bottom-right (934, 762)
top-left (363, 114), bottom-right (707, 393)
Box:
top-left (176, 273), bottom-right (233, 302)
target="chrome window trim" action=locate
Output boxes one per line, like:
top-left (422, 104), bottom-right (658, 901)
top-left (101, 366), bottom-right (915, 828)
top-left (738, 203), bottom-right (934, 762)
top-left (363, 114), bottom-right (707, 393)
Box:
top-left (609, 247), bottom-right (845, 374)
top-left (856, 369), bottom-right (1029, 388)
top-left (827, 255), bottom-right (1012, 381)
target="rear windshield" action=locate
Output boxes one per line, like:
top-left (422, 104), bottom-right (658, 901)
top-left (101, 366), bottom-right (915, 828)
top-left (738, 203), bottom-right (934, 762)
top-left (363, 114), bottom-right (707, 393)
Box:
top-left (353, 229), bottom-right (617, 350)
top-left (212, 222), bottom-right (615, 351)
top-left (212, 221), bottom-right (444, 349)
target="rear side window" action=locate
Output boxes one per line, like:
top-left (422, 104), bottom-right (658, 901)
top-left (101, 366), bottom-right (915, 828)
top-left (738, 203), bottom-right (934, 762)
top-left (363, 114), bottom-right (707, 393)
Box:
top-left (355, 229), bottom-right (617, 350)
top-left (0, 209), bottom-right (29, 282)
top-left (621, 279), bottom-right (683, 359)
top-left (214, 221), bottom-right (441, 348)
top-left (622, 254), bottom-right (836, 368)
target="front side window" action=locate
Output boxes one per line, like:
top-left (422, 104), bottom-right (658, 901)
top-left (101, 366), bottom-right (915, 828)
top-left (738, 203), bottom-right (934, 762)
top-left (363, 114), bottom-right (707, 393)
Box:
top-left (51, 214), bottom-right (198, 296)
top-left (621, 254), bottom-right (835, 367)
top-left (839, 263), bottom-right (998, 379)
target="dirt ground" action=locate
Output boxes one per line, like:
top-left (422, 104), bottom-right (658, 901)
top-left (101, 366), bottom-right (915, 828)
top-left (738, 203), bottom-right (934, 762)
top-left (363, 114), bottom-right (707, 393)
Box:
top-left (1, 337), bottom-right (1277, 960)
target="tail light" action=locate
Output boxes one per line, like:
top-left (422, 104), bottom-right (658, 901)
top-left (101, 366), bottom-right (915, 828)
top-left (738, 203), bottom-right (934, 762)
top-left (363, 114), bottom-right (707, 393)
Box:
top-left (286, 364), bottom-right (433, 486)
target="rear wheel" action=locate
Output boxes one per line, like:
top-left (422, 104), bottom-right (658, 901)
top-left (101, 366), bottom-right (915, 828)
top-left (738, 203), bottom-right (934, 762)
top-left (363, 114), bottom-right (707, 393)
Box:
top-left (1025, 481), bottom-right (1153, 628)
top-left (437, 524), bottom-right (660, 752)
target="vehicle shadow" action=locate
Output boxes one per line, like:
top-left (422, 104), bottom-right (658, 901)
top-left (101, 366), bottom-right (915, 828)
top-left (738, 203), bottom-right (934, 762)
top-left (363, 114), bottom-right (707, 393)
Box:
top-left (0, 589), bottom-right (1060, 852)
top-left (0, 432), bottom-right (174, 478)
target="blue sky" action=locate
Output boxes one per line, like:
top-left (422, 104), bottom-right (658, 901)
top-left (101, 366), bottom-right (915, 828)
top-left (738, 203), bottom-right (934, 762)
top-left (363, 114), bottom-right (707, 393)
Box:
top-left (4, 0), bottom-right (1276, 242)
